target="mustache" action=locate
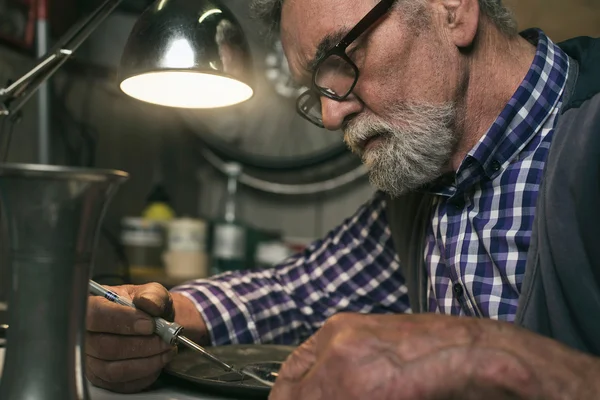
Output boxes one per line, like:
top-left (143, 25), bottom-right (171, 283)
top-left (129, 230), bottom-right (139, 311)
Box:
top-left (343, 116), bottom-right (393, 156)
top-left (345, 122), bottom-right (387, 142)
top-left (341, 101), bottom-right (459, 196)
top-left (343, 102), bottom-right (457, 153)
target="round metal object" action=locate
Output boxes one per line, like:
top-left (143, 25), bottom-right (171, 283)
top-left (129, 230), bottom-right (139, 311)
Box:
top-left (165, 344), bottom-right (295, 396)
top-left (199, 145), bottom-right (368, 195)
top-left (177, 0), bottom-right (349, 171)
top-left (0, 324), bottom-right (7, 347)
top-left (0, 163), bottom-right (128, 181)
top-left (118, 0), bottom-right (254, 108)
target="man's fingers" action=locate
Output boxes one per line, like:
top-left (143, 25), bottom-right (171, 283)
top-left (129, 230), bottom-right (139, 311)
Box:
top-left (87, 283), bottom-right (173, 335)
top-left (86, 347), bottom-right (177, 384)
top-left (277, 335), bottom-right (317, 382)
top-left (87, 296), bottom-right (155, 335)
top-left (84, 283), bottom-right (177, 394)
top-left (87, 369), bottom-right (162, 394)
top-left (85, 332), bottom-right (172, 361)
top-left (131, 283), bottom-right (174, 319)
top-left (269, 380), bottom-right (299, 400)
top-left (270, 338), bottom-right (318, 399)
top-left (269, 373), bottom-right (324, 400)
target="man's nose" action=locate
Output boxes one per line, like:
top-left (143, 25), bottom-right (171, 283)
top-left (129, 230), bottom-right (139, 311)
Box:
top-left (320, 94), bottom-right (363, 131)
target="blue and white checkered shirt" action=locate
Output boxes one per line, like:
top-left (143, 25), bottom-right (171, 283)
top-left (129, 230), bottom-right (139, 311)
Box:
top-left (172, 29), bottom-right (570, 346)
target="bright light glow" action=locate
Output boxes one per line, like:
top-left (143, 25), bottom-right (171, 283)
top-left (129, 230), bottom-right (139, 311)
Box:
top-left (157, 0), bottom-right (168, 10)
top-left (198, 9), bottom-right (222, 24)
top-left (120, 71), bottom-right (253, 108)
top-left (161, 39), bottom-right (195, 69)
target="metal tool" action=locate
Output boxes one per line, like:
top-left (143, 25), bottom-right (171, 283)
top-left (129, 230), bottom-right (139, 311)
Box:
top-left (88, 280), bottom-right (279, 387)
top-left (89, 280), bottom-right (236, 372)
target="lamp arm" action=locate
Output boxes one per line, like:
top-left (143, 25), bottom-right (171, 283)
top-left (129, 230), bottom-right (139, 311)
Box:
top-left (0, 0), bottom-right (124, 117)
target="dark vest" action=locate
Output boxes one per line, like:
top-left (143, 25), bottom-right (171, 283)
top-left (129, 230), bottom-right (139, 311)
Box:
top-left (385, 35), bottom-right (600, 355)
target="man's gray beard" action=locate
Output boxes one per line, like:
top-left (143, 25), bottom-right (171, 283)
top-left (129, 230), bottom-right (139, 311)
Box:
top-left (344, 102), bottom-right (459, 197)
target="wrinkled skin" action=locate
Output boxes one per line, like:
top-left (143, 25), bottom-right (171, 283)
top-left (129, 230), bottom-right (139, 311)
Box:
top-left (85, 283), bottom-right (176, 393)
top-left (270, 313), bottom-right (600, 400)
top-left (281, 0), bottom-right (536, 173)
top-left (85, 283), bottom-right (207, 393)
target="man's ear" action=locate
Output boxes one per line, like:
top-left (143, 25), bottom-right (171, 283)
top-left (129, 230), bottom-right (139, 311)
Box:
top-left (440, 0), bottom-right (480, 48)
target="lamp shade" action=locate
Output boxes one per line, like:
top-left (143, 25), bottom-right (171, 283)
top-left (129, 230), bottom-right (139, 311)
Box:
top-left (118, 0), bottom-right (254, 108)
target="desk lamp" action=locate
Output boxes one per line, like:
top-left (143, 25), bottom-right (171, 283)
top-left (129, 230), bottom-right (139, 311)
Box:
top-left (0, 0), bottom-right (254, 115)
top-left (0, 1), bottom-right (254, 399)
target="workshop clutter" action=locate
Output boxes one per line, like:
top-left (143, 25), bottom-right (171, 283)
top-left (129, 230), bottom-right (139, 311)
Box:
top-left (120, 215), bottom-right (210, 281)
top-left (119, 171), bottom-right (295, 285)
top-left (121, 215), bottom-right (294, 281)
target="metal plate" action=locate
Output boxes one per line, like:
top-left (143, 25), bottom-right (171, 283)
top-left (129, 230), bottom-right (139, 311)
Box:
top-left (0, 323), bottom-right (6, 347)
top-left (177, 0), bottom-right (349, 171)
top-left (164, 344), bottom-right (295, 397)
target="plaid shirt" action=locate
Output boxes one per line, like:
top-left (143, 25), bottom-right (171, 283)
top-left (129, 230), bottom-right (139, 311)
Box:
top-left (172, 29), bottom-right (570, 346)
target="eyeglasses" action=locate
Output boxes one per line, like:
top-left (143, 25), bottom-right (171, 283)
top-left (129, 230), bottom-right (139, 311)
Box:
top-left (296, 0), bottom-right (396, 128)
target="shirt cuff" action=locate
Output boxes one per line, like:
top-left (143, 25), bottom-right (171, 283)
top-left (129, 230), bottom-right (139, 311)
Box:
top-left (171, 277), bottom-right (261, 346)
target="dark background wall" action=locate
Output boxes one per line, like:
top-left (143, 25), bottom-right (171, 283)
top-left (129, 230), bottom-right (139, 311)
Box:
top-left (505, 0), bottom-right (600, 41)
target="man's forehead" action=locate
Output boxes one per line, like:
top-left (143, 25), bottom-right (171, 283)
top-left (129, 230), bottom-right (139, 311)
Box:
top-left (280, 0), bottom-right (373, 75)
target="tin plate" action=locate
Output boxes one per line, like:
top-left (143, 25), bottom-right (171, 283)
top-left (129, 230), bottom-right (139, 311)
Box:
top-left (164, 344), bottom-right (294, 398)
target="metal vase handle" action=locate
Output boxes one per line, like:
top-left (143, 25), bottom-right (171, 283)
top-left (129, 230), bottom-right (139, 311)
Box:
top-left (0, 163), bottom-right (128, 400)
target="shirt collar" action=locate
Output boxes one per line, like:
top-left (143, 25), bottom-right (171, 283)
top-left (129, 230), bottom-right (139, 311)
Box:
top-left (465, 28), bottom-right (570, 180)
top-left (424, 29), bottom-right (570, 196)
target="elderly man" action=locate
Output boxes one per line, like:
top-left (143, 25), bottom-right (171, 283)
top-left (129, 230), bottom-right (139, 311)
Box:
top-left (85, 0), bottom-right (600, 398)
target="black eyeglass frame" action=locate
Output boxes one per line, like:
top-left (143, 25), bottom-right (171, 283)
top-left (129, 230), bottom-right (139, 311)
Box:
top-left (296, 0), bottom-right (396, 126)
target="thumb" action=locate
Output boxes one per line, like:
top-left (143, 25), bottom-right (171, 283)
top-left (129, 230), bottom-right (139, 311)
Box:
top-left (129, 283), bottom-right (174, 320)
top-left (270, 336), bottom-right (318, 400)
top-left (279, 334), bottom-right (318, 382)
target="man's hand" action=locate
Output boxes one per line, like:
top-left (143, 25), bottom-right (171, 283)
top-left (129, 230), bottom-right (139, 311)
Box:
top-left (270, 313), bottom-right (600, 400)
top-left (85, 283), bottom-right (207, 393)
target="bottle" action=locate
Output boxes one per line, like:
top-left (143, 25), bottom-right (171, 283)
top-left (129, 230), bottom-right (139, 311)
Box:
top-left (211, 162), bottom-right (247, 275)
top-left (142, 183), bottom-right (175, 221)
top-left (142, 163), bottom-right (175, 222)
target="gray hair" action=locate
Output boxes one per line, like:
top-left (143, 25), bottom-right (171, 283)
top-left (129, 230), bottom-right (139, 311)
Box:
top-left (478, 0), bottom-right (518, 36)
top-left (250, 0), bottom-right (518, 38)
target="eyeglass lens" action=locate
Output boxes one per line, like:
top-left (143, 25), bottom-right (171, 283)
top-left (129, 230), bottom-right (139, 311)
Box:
top-left (314, 54), bottom-right (357, 98)
top-left (298, 91), bottom-right (324, 126)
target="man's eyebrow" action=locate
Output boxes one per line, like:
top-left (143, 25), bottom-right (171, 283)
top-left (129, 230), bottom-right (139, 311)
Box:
top-left (305, 29), bottom-right (349, 72)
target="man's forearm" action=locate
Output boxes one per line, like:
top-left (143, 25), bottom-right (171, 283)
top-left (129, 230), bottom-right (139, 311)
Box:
top-left (485, 326), bottom-right (600, 400)
top-left (269, 313), bottom-right (600, 400)
top-left (168, 192), bottom-right (412, 347)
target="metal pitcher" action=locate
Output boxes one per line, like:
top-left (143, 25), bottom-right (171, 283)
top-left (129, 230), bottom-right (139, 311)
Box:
top-left (0, 163), bottom-right (128, 400)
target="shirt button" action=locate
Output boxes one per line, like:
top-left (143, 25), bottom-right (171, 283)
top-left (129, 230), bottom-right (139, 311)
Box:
top-left (453, 283), bottom-right (464, 297)
top-left (491, 160), bottom-right (501, 172)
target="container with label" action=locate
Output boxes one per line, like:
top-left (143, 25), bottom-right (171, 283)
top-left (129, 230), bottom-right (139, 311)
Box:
top-left (163, 218), bottom-right (209, 279)
top-left (211, 222), bottom-right (247, 274)
top-left (167, 218), bottom-right (208, 252)
top-left (120, 217), bottom-right (165, 276)
top-left (210, 162), bottom-right (248, 275)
